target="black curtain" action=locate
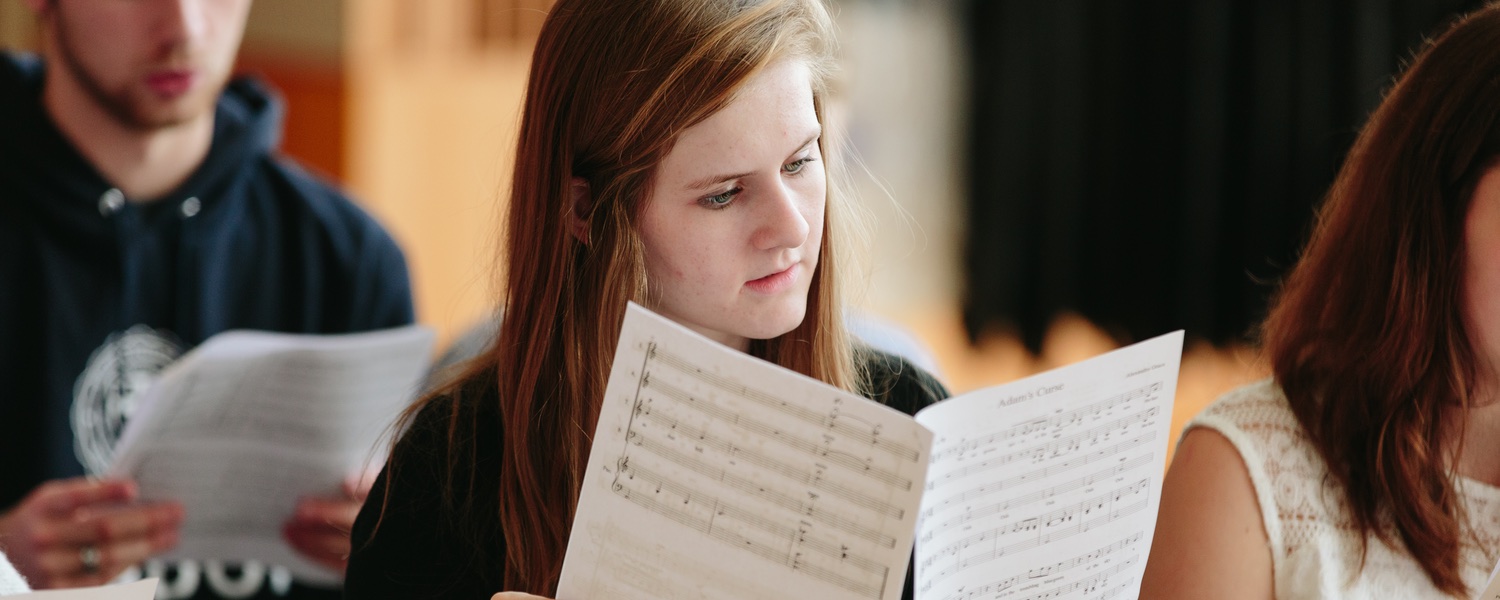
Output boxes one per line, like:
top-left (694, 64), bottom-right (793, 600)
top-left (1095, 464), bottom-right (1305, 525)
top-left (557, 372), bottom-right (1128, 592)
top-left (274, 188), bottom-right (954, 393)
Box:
top-left (961, 0), bottom-right (1483, 351)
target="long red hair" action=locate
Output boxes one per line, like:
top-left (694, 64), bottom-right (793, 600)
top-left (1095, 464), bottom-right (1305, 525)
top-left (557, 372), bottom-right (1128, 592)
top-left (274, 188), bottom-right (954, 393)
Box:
top-left (1261, 3), bottom-right (1500, 595)
top-left (385, 0), bottom-right (857, 593)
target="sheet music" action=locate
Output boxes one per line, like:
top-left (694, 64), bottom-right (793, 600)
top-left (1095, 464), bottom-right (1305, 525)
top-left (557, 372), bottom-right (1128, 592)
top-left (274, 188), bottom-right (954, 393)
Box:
top-left (5, 579), bottom-right (157, 599)
top-left (912, 331), bottom-right (1183, 600)
top-left (1477, 559), bottom-right (1500, 600)
top-left (108, 326), bottom-right (434, 585)
top-left (558, 303), bottom-right (933, 600)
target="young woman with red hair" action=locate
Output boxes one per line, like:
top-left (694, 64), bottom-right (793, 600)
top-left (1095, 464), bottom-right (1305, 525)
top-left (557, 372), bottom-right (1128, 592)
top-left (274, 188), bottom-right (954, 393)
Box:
top-left (343, 1), bottom-right (947, 598)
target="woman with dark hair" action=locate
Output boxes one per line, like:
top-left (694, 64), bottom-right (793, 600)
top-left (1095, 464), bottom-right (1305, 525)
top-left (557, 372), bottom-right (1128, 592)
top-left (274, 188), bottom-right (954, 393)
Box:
top-left (342, 0), bottom-right (947, 598)
top-left (1142, 3), bottom-right (1500, 598)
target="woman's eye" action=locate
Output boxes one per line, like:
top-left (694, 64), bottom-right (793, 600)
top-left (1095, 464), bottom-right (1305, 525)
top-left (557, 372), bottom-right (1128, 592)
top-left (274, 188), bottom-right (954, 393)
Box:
top-left (699, 187), bottom-right (741, 210)
top-left (783, 157), bottom-right (815, 175)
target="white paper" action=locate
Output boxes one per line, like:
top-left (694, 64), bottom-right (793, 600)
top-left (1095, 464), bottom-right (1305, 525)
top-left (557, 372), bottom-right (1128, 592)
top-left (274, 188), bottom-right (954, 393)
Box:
top-left (558, 303), bottom-right (933, 600)
top-left (912, 331), bottom-right (1183, 600)
top-left (1477, 559), bottom-right (1500, 600)
top-left (108, 326), bottom-right (434, 585)
top-left (5, 579), bottom-right (157, 599)
top-left (560, 304), bottom-right (1182, 600)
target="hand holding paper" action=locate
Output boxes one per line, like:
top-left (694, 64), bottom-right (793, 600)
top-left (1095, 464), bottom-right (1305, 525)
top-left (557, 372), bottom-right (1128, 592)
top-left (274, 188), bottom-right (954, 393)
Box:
top-left (0, 478), bottom-right (181, 589)
top-left (281, 471), bottom-right (377, 572)
top-left (108, 326), bottom-right (434, 584)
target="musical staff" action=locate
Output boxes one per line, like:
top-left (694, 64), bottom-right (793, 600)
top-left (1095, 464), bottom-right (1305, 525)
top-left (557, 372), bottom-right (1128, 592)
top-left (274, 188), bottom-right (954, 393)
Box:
top-left (929, 383), bottom-right (1162, 462)
top-left (919, 480), bottom-right (1150, 581)
top-left (605, 335), bottom-right (920, 597)
top-left (560, 304), bottom-right (930, 600)
top-left (937, 534), bottom-right (1142, 600)
top-left (558, 304), bottom-right (1183, 600)
top-left (652, 347), bottom-right (923, 461)
top-left (631, 409), bottom-right (907, 523)
top-left (922, 436), bottom-right (1154, 521)
top-left (644, 373), bottom-right (915, 489)
top-left (582, 519), bottom-right (792, 599)
top-left (924, 455), bottom-right (1153, 538)
top-left (610, 459), bottom-right (891, 597)
top-left (624, 429), bottom-right (899, 546)
top-left (912, 330), bottom-right (1183, 600)
top-left (1015, 556), bottom-right (1137, 600)
top-left (927, 407), bottom-right (1159, 491)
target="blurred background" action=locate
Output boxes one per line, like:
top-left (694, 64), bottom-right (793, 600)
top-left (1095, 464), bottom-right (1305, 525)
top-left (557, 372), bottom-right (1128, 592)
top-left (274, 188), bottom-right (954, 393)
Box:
top-left (0, 0), bottom-right (1485, 456)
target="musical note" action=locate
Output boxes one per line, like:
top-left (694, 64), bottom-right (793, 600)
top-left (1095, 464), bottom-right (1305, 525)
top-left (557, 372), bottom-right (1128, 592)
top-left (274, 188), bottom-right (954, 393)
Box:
top-left (559, 304), bottom-right (1183, 600)
top-left (644, 374), bottom-right (915, 490)
top-left (925, 455), bottom-right (1154, 537)
top-left (610, 438), bottom-right (892, 598)
top-left (926, 407), bottom-right (1159, 491)
top-left (622, 432), bottom-right (900, 546)
top-left (928, 383), bottom-right (1162, 462)
top-left (934, 533), bottom-right (1141, 600)
top-left (561, 304), bottom-right (930, 600)
top-left (652, 347), bottom-right (922, 462)
top-left (630, 405), bottom-right (907, 519)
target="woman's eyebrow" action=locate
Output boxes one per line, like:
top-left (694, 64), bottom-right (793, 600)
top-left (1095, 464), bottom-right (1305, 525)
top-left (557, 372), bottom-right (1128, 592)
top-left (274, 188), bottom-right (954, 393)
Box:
top-left (687, 169), bottom-right (756, 191)
top-left (683, 130), bottom-right (822, 191)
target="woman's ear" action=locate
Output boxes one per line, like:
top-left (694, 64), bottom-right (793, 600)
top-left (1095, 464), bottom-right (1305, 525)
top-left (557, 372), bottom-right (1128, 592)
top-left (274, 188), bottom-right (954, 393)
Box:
top-left (568, 177), bottom-right (592, 245)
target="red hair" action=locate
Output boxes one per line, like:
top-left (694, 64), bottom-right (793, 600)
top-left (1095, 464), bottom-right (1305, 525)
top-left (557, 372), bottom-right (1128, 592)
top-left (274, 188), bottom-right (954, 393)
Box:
top-left (1262, 3), bottom-right (1500, 595)
top-left (380, 0), bottom-right (857, 594)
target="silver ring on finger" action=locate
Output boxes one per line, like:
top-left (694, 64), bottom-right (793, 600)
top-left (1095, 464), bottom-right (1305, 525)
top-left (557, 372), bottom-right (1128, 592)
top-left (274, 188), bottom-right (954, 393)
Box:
top-left (79, 545), bottom-right (102, 575)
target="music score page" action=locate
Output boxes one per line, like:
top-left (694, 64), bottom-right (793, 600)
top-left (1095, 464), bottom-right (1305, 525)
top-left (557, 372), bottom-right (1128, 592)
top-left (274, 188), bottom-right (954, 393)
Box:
top-left (558, 303), bottom-right (933, 600)
top-left (559, 303), bottom-right (1182, 600)
top-left (108, 326), bottom-right (434, 585)
top-left (912, 331), bottom-right (1183, 600)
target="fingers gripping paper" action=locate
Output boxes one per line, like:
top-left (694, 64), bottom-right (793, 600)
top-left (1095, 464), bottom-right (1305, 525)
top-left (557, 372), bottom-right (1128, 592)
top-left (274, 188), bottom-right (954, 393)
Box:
top-left (108, 326), bottom-right (434, 585)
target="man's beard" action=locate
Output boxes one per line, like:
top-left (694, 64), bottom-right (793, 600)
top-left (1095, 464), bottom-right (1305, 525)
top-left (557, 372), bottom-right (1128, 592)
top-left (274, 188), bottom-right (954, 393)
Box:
top-left (51, 17), bottom-right (216, 131)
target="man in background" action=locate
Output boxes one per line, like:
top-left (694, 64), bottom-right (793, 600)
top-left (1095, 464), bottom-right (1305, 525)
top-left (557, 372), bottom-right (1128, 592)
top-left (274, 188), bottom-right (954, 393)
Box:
top-left (0, 1), bottom-right (414, 598)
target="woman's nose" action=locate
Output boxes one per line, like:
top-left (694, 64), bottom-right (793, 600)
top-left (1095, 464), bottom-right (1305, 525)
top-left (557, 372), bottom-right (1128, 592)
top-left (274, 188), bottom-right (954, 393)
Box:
top-left (751, 182), bottom-right (811, 251)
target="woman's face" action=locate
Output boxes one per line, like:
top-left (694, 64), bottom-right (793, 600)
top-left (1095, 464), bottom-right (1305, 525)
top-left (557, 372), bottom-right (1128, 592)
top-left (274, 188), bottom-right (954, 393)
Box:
top-left (1464, 165), bottom-right (1500, 391)
top-left (638, 59), bottom-right (826, 351)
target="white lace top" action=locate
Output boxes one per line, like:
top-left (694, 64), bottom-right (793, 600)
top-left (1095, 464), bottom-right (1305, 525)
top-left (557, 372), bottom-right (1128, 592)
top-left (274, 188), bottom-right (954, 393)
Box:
top-left (1190, 378), bottom-right (1500, 599)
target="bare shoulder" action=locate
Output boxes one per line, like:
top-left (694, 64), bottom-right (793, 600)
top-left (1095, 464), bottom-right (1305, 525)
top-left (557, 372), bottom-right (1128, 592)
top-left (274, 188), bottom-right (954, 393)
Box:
top-left (1140, 427), bottom-right (1274, 599)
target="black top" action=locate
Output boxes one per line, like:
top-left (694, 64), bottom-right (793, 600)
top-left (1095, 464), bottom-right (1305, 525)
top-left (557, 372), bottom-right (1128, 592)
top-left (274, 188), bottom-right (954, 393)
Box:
top-left (346, 350), bottom-right (950, 599)
top-left (0, 52), bottom-right (414, 599)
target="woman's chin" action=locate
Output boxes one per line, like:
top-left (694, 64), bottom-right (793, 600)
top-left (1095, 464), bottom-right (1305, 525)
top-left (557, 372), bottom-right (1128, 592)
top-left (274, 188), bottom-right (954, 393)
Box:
top-left (740, 308), bottom-right (809, 342)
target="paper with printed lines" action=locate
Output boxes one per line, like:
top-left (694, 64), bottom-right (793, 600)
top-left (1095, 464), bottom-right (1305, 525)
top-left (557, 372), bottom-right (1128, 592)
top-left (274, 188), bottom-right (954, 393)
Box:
top-left (558, 303), bottom-right (1181, 600)
top-left (107, 326), bottom-right (433, 586)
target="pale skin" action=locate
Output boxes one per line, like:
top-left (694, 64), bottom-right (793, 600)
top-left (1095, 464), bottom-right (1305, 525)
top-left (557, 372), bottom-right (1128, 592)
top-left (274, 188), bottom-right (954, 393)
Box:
top-left (634, 58), bottom-right (826, 353)
top-left (0, 0), bottom-right (372, 586)
top-left (0, 479), bottom-right (182, 588)
top-left (1137, 428), bottom-right (1275, 599)
top-left (1140, 165), bottom-right (1500, 597)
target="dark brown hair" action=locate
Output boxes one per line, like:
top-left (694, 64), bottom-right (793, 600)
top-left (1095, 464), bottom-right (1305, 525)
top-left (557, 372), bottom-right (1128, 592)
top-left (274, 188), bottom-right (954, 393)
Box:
top-left (1261, 3), bottom-right (1500, 595)
top-left (378, 0), bottom-right (855, 594)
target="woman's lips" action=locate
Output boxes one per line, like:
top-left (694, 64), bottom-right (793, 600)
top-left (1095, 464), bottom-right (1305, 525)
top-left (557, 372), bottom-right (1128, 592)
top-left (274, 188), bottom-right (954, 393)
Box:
top-left (745, 264), bottom-right (800, 294)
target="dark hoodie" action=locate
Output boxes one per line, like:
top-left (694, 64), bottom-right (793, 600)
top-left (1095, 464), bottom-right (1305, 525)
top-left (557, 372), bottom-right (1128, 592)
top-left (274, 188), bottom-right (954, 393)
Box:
top-left (0, 53), bottom-right (414, 599)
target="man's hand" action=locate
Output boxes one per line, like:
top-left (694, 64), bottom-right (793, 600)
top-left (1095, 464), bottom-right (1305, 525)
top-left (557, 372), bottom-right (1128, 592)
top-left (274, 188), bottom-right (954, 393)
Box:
top-left (0, 478), bottom-right (183, 588)
top-left (282, 471), bottom-right (375, 573)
